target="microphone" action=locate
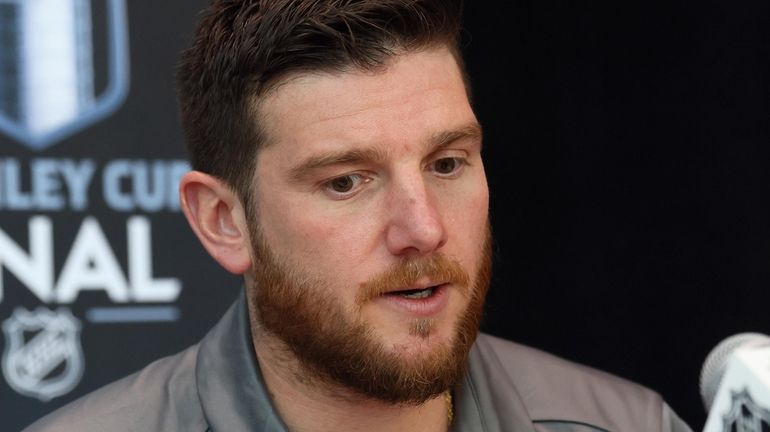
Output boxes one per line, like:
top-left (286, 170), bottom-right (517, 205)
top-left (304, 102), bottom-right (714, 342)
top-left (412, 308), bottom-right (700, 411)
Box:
top-left (700, 333), bottom-right (770, 432)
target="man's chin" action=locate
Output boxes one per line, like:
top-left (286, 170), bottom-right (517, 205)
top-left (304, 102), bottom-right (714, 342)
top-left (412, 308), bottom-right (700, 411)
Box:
top-left (371, 327), bottom-right (457, 362)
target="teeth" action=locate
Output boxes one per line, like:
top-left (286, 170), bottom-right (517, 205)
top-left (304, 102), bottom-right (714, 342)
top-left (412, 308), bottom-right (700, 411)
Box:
top-left (400, 287), bottom-right (434, 299)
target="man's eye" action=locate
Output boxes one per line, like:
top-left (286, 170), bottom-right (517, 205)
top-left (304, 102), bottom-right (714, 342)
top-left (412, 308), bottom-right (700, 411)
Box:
top-left (323, 174), bottom-right (370, 198)
top-left (329, 175), bottom-right (356, 192)
top-left (431, 157), bottom-right (464, 175)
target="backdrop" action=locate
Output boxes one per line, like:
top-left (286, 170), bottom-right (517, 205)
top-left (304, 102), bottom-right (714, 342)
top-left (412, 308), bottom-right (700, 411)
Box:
top-left (2, 1), bottom-right (768, 430)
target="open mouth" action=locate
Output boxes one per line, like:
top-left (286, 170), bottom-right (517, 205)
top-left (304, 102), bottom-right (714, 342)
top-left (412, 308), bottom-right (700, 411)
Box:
top-left (385, 285), bottom-right (440, 299)
top-left (375, 283), bottom-right (450, 316)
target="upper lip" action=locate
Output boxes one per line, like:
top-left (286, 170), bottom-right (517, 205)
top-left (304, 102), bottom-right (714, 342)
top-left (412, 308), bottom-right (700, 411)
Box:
top-left (384, 280), bottom-right (447, 295)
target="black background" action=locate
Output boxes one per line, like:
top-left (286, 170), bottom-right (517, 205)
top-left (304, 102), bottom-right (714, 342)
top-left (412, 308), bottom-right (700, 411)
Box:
top-left (3, 1), bottom-right (769, 430)
top-left (465, 1), bottom-right (770, 429)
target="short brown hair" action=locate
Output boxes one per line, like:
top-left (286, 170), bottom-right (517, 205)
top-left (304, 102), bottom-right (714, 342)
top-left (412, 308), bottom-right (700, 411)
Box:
top-left (176, 0), bottom-right (466, 208)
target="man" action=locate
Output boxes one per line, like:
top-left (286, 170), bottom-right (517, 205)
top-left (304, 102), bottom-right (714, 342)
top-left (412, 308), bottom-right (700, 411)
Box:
top-left (25, 1), bottom-right (692, 431)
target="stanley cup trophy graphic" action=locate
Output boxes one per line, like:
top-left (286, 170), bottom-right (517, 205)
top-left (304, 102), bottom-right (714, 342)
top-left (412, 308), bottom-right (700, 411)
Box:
top-left (0, 0), bottom-right (95, 135)
top-left (0, 0), bottom-right (128, 150)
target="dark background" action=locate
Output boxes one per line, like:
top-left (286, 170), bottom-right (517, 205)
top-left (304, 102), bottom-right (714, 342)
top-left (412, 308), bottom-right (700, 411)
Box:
top-left (465, 1), bottom-right (770, 429)
top-left (3, 1), bottom-right (768, 430)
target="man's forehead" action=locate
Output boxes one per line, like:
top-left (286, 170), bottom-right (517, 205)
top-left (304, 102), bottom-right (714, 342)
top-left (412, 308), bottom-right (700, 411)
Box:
top-left (259, 48), bottom-right (465, 117)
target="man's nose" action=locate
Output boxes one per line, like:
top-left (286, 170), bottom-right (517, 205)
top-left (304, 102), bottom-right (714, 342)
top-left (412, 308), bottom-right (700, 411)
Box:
top-left (384, 177), bottom-right (447, 257)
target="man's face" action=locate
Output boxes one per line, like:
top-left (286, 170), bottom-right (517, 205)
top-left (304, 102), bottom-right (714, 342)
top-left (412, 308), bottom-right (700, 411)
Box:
top-left (247, 46), bottom-right (490, 403)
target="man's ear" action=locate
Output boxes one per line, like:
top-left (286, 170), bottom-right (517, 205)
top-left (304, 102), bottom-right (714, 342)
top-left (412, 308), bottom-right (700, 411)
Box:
top-left (179, 171), bottom-right (252, 275)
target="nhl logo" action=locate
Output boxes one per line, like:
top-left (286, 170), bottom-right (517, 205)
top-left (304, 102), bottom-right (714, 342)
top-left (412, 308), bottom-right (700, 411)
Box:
top-left (723, 388), bottom-right (770, 432)
top-left (0, 0), bottom-right (129, 150)
top-left (2, 307), bottom-right (84, 401)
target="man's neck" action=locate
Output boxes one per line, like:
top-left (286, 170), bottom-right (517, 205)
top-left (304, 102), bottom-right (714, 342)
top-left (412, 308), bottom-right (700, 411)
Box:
top-left (252, 332), bottom-right (452, 432)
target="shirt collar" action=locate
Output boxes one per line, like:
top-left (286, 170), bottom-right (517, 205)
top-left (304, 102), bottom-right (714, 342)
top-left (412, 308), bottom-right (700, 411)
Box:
top-left (196, 290), bottom-right (287, 432)
top-left (452, 335), bottom-right (535, 432)
top-left (196, 290), bottom-right (534, 432)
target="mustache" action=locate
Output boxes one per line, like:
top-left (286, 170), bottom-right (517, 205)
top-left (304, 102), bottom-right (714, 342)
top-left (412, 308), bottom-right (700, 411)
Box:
top-left (357, 254), bottom-right (470, 304)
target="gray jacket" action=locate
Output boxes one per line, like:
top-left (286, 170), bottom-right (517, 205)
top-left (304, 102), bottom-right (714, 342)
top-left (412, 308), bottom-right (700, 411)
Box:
top-left (24, 293), bottom-right (692, 432)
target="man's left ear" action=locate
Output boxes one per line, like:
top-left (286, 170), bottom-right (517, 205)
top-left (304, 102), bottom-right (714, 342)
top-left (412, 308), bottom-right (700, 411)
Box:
top-left (178, 171), bottom-right (252, 275)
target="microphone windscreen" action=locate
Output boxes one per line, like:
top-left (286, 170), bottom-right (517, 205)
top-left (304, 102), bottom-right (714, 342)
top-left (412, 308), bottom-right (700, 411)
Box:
top-left (699, 332), bottom-right (770, 411)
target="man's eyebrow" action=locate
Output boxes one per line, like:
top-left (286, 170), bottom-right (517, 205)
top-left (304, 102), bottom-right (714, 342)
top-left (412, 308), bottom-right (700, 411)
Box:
top-left (288, 147), bottom-right (389, 183)
top-left (287, 123), bottom-right (483, 183)
top-left (428, 122), bottom-right (483, 152)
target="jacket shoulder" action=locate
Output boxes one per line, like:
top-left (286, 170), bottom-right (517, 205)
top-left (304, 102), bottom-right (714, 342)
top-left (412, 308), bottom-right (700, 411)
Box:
top-left (473, 333), bottom-right (687, 432)
top-left (22, 345), bottom-right (207, 432)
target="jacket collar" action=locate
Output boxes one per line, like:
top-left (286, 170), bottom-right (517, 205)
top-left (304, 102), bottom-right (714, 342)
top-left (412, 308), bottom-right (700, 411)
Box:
top-left (196, 291), bottom-right (534, 431)
top-left (452, 334), bottom-right (535, 432)
top-left (196, 291), bottom-right (287, 432)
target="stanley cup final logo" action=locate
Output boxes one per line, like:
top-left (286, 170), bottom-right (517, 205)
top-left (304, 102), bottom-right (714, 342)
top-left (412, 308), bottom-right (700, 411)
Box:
top-left (0, 0), bottom-right (129, 150)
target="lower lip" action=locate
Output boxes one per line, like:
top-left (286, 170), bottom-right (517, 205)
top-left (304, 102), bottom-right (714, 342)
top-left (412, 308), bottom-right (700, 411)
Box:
top-left (375, 284), bottom-right (450, 317)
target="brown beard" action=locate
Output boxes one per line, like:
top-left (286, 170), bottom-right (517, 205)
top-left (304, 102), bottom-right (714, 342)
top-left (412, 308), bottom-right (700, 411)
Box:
top-left (247, 220), bottom-right (492, 405)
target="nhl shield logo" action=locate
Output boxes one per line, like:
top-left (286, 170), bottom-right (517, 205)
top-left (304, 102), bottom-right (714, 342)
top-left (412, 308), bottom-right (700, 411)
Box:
top-left (0, 0), bottom-right (129, 150)
top-left (2, 307), bottom-right (85, 401)
top-left (723, 388), bottom-right (770, 432)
